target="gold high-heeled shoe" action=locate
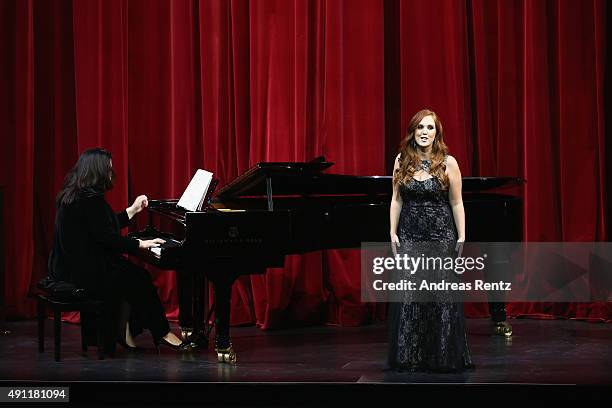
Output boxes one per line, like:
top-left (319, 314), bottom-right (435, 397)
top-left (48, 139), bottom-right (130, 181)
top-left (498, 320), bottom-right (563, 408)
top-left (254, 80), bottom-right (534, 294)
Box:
top-left (215, 346), bottom-right (237, 364)
top-left (494, 321), bottom-right (512, 337)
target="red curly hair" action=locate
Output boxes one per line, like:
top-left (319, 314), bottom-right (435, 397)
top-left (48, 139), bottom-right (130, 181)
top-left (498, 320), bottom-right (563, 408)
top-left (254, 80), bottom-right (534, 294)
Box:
top-left (393, 109), bottom-right (449, 188)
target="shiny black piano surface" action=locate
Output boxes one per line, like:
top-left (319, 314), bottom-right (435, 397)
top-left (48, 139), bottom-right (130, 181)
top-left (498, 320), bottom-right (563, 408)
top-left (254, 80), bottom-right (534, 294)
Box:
top-left (130, 158), bottom-right (524, 349)
top-left (134, 161), bottom-right (522, 262)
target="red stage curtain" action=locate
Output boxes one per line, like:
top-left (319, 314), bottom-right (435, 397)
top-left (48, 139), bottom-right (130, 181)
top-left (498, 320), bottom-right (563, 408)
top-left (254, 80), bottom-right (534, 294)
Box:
top-left (1, 0), bottom-right (35, 318)
top-left (1, 0), bottom-right (610, 324)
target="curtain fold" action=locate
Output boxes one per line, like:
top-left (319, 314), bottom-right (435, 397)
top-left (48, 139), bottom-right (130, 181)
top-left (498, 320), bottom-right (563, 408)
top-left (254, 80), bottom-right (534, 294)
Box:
top-left (1, 0), bottom-right (35, 318)
top-left (72, 0), bottom-right (129, 211)
top-left (1, 0), bottom-right (610, 323)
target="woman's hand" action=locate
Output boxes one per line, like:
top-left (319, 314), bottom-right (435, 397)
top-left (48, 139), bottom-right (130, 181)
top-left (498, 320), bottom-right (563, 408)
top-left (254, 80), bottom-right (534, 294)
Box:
top-left (455, 237), bottom-right (465, 257)
top-left (127, 195), bottom-right (148, 219)
top-left (138, 238), bottom-right (165, 249)
top-left (391, 233), bottom-right (400, 256)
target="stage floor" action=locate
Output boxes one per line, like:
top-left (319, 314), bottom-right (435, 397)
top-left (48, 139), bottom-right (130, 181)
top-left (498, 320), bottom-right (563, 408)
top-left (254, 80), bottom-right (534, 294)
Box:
top-left (0, 318), bottom-right (610, 385)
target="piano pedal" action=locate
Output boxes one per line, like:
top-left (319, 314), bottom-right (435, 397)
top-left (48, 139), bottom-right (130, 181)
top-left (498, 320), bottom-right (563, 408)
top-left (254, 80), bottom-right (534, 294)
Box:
top-left (180, 328), bottom-right (209, 349)
top-left (180, 327), bottom-right (193, 342)
top-left (215, 345), bottom-right (237, 364)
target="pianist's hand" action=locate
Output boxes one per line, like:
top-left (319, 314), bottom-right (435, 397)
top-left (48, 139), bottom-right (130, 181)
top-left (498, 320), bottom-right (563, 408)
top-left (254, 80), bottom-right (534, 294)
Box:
top-left (127, 195), bottom-right (148, 219)
top-left (138, 238), bottom-right (166, 249)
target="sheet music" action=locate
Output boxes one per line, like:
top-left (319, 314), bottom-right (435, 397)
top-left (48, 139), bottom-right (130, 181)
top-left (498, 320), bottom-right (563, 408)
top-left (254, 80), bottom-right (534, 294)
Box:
top-left (177, 169), bottom-right (214, 211)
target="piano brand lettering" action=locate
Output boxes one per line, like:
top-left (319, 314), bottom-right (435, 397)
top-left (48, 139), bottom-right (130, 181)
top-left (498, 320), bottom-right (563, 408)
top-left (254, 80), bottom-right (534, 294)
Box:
top-left (228, 226), bottom-right (239, 238)
top-left (203, 238), bottom-right (262, 244)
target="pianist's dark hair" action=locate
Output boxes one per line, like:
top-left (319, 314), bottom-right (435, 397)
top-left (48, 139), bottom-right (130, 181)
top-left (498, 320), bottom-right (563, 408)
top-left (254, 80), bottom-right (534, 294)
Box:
top-left (56, 148), bottom-right (116, 206)
top-left (393, 109), bottom-right (449, 189)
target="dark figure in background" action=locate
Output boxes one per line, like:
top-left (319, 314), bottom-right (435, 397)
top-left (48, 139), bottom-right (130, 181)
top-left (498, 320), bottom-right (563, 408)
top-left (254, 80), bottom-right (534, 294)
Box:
top-left (388, 109), bottom-right (474, 372)
top-left (48, 148), bottom-right (189, 353)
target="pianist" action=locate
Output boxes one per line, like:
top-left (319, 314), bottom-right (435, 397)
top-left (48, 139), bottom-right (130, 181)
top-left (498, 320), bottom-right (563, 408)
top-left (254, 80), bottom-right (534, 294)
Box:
top-left (48, 148), bottom-right (190, 353)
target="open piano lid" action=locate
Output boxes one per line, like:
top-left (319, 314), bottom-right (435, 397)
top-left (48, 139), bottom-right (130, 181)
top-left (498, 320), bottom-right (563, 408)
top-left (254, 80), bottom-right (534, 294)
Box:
top-left (215, 157), bottom-right (524, 199)
top-left (215, 157), bottom-right (392, 198)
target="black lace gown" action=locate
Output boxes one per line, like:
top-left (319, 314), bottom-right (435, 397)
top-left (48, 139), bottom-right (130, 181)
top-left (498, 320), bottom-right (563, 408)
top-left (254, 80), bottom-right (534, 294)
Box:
top-left (387, 160), bottom-right (474, 372)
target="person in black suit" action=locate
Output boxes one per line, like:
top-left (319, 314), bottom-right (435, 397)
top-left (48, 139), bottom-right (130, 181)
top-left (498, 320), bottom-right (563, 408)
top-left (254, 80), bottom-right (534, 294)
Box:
top-left (48, 148), bottom-right (189, 353)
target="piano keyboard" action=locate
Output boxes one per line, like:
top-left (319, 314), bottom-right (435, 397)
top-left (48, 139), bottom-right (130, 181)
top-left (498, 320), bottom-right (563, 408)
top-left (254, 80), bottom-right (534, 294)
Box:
top-left (147, 238), bottom-right (182, 257)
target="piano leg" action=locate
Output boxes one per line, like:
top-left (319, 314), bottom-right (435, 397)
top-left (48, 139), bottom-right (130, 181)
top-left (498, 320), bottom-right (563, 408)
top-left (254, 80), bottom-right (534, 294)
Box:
top-left (486, 245), bottom-right (512, 337)
top-left (211, 275), bottom-right (236, 364)
top-left (177, 268), bottom-right (194, 330)
top-left (489, 301), bottom-right (507, 323)
top-left (176, 269), bottom-right (209, 347)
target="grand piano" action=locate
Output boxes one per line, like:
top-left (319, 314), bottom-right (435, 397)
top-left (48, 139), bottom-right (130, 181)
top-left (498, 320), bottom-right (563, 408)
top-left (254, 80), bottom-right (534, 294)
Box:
top-left (130, 157), bottom-right (523, 363)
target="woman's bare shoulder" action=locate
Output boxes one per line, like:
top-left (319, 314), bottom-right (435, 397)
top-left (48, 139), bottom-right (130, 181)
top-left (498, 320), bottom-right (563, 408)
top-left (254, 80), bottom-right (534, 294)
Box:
top-left (445, 154), bottom-right (459, 168)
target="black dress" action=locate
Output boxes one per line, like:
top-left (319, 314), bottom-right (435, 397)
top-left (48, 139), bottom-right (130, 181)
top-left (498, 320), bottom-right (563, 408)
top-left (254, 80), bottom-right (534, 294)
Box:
top-left (48, 193), bottom-right (170, 351)
top-left (387, 159), bottom-right (474, 372)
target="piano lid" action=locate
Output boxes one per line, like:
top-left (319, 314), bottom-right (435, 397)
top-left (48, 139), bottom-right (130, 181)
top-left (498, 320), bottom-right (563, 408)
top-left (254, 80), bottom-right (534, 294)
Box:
top-left (215, 159), bottom-right (393, 198)
top-left (215, 158), bottom-right (524, 199)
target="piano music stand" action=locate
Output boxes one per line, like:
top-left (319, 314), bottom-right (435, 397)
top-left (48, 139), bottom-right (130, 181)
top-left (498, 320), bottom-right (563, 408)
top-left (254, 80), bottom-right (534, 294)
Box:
top-left (198, 178), bottom-right (219, 212)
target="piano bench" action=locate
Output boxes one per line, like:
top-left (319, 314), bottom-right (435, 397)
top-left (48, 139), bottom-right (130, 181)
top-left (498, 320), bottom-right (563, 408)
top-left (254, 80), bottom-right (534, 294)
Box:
top-left (36, 294), bottom-right (105, 362)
